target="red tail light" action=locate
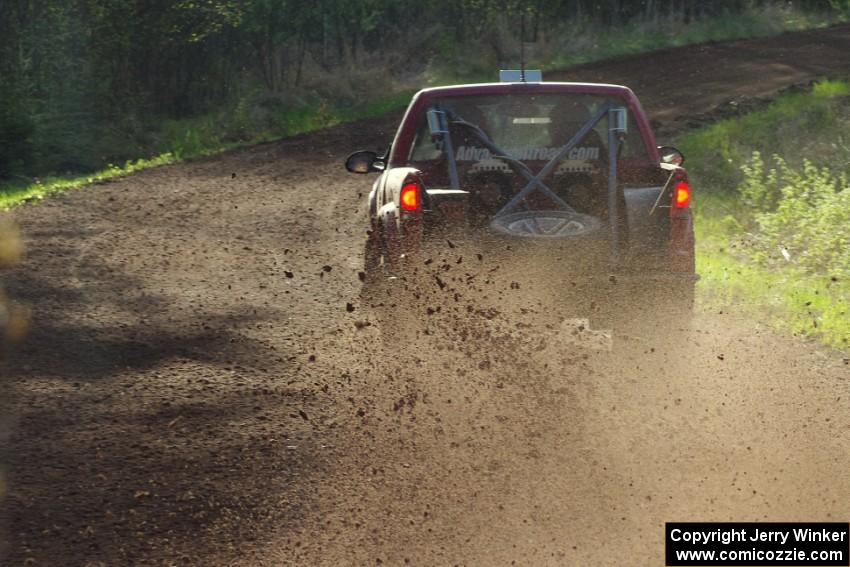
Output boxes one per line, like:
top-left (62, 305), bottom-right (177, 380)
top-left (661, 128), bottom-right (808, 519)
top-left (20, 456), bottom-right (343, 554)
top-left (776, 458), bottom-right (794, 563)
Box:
top-left (400, 182), bottom-right (420, 212)
top-left (673, 181), bottom-right (690, 209)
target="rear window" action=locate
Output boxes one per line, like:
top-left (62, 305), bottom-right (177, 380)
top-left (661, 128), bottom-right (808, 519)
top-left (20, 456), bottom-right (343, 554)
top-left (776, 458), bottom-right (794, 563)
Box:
top-left (408, 93), bottom-right (649, 168)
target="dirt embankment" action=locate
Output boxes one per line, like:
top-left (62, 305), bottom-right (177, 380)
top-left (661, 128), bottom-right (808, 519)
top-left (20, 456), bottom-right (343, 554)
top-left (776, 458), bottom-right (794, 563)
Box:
top-left (2, 24), bottom-right (850, 566)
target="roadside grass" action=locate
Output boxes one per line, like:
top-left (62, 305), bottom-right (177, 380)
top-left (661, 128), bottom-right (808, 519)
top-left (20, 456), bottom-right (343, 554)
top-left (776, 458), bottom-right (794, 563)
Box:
top-left (696, 192), bottom-right (850, 349)
top-left (678, 79), bottom-right (850, 189)
top-left (0, 155), bottom-right (175, 209)
top-left (157, 91), bottom-right (414, 159)
top-left (0, 91), bottom-right (414, 209)
top-left (3, 5), bottom-right (848, 209)
top-left (681, 80), bottom-right (850, 349)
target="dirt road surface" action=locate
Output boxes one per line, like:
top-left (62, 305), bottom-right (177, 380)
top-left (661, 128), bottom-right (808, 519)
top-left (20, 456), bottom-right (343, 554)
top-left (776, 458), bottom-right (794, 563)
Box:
top-left (2, 25), bottom-right (850, 566)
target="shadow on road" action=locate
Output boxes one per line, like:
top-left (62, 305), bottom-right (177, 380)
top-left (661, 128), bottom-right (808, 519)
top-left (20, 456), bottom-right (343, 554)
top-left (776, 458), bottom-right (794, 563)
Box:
top-left (2, 260), bottom-right (331, 565)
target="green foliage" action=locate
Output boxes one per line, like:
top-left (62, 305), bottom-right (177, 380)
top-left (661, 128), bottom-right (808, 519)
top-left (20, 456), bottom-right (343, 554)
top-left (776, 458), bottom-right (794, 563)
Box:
top-left (159, 116), bottom-right (223, 160)
top-left (682, 81), bottom-right (850, 348)
top-left (828, 0), bottom-right (850, 16)
top-left (540, 3), bottom-right (837, 69)
top-left (1, 0), bottom-right (848, 186)
top-left (678, 80), bottom-right (850, 189)
top-left (696, 190), bottom-right (850, 349)
top-left (739, 153), bottom-right (850, 276)
top-left (0, 155), bottom-right (176, 210)
top-left (696, 234), bottom-right (850, 349)
top-left (0, 92), bottom-right (34, 179)
top-left (0, 89), bottom-right (415, 209)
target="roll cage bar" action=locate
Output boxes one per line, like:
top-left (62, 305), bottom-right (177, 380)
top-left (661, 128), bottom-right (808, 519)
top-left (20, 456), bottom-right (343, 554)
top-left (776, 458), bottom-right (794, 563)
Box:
top-left (426, 104), bottom-right (629, 260)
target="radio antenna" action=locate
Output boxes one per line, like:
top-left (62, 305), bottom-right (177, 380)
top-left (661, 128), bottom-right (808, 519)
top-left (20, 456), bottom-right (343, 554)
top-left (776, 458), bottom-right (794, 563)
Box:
top-left (520, 12), bottom-right (526, 82)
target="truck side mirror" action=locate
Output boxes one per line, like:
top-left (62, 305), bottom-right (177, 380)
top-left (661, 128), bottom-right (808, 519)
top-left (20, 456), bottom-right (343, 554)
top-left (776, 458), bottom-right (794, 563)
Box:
top-left (658, 146), bottom-right (685, 166)
top-left (345, 150), bottom-right (384, 174)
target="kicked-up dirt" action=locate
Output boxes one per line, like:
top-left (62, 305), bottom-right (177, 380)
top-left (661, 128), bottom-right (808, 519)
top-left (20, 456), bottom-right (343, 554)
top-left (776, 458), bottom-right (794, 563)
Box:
top-left (2, 24), bottom-right (850, 566)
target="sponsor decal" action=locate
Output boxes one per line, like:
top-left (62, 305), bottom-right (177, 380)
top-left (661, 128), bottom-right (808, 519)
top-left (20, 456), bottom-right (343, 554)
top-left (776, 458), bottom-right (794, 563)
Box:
top-left (455, 145), bottom-right (600, 161)
top-left (468, 159), bottom-right (596, 174)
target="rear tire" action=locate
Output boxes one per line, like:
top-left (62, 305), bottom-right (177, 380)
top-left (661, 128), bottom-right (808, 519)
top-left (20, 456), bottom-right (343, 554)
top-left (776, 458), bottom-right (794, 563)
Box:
top-left (360, 230), bottom-right (387, 304)
top-left (359, 231), bottom-right (424, 344)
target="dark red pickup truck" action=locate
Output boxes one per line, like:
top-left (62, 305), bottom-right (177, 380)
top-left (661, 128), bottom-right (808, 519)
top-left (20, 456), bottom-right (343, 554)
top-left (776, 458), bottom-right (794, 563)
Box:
top-left (346, 76), bottom-right (696, 336)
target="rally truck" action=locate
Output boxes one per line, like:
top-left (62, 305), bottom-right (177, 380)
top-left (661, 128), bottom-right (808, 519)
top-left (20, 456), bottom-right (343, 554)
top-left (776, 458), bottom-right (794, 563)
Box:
top-left (345, 71), bottom-right (696, 338)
